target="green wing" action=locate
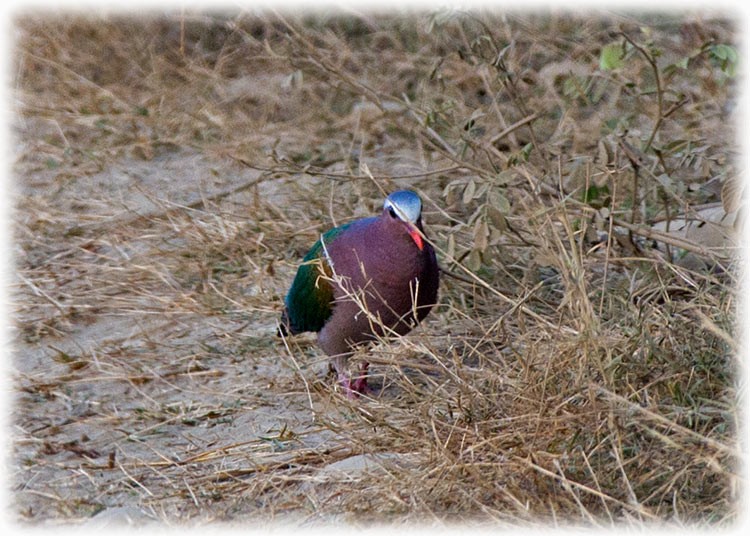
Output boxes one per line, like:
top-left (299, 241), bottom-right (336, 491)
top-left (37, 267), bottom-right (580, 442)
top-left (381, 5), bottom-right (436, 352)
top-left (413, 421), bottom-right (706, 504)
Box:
top-left (283, 223), bottom-right (351, 334)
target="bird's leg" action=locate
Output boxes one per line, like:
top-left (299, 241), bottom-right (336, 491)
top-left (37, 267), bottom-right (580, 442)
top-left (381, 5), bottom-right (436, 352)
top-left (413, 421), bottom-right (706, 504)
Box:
top-left (332, 356), bottom-right (370, 398)
top-left (336, 370), bottom-right (359, 399)
top-left (332, 353), bottom-right (359, 399)
top-left (351, 362), bottom-right (371, 395)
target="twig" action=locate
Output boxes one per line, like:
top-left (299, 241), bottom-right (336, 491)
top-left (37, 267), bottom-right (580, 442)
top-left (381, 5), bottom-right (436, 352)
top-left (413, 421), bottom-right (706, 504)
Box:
top-left (618, 31), bottom-right (664, 153)
top-left (489, 112), bottom-right (540, 145)
top-left (17, 273), bottom-right (67, 316)
top-left (517, 455), bottom-right (658, 519)
top-left (279, 325), bottom-right (316, 419)
top-left (593, 385), bottom-right (739, 458)
top-left (612, 217), bottom-right (731, 261)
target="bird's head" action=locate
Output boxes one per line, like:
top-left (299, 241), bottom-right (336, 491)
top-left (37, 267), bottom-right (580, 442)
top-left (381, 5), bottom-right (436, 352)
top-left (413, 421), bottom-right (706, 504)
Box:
top-left (383, 190), bottom-right (425, 251)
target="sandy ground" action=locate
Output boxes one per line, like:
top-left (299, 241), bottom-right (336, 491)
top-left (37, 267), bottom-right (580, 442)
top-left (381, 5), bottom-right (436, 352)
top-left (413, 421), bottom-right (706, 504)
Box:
top-left (11, 136), bottom-right (456, 526)
top-left (12, 145), bottom-right (373, 525)
top-left (8, 12), bottom-right (739, 529)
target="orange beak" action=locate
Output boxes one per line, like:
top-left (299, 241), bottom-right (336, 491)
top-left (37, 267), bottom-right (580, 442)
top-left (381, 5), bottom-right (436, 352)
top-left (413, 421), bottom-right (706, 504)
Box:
top-left (406, 223), bottom-right (424, 251)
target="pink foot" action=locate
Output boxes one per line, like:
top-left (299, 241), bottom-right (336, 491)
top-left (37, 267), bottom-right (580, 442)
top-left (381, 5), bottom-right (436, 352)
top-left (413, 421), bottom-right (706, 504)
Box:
top-left (336, 372), bottom-right (358, 399)
top-left (351, 362), bottom-right (371, 395)
top-left (337, 363), bottom-right (371, 399)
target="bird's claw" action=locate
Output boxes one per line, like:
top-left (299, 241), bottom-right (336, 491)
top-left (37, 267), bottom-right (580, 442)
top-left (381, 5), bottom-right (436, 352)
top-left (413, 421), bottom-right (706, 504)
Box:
top-left (337, 364), bottom-right (371, 399)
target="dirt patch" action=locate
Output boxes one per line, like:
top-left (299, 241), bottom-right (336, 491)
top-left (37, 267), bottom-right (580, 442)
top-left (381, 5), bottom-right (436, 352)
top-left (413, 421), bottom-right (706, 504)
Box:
top-left (10, 10), bottom-right (740, 528)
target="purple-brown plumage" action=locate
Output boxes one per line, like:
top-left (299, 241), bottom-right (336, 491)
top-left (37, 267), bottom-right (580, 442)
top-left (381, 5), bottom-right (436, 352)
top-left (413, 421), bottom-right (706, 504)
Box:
top-left (281, 190), bottom-right (439, 398)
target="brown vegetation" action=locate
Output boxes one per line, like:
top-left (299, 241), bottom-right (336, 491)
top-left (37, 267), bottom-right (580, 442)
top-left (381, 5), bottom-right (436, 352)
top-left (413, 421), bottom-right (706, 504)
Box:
top-left (11, 9), bottom-right (740, 528)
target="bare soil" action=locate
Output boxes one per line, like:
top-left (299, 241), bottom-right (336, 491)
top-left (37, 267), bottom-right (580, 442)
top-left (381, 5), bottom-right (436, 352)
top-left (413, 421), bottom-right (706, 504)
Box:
top-left (9, 9), bottom-right (741, 529)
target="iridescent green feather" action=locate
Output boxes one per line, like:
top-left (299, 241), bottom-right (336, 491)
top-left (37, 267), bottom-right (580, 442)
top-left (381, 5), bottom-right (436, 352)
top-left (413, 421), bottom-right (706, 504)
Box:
top-left (283, 223), bottom-right (351, 334)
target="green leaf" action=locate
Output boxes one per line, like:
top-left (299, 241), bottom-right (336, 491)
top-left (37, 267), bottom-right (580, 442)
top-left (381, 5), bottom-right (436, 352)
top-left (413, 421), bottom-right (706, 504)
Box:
top-left (600, 43), bottom-right (625, 70)
top-left (520, 143), bottom-right (533, 160)
top-left (488, 189), bottom-right (511, 213)
top-left (495, 169), bottom-right (515, 185)
top-left (711, 44), bottom-right (731, 60)
top-left (582, 184), bottom-right (610, 206)
top-left (466, 248), bottom-right (482, 272)
top-left (655, 174), bottom-right (673, 189)
top-left (446, 232), bottom-right (456, 260)
top-left (473, 219), bottom-right (489, 252)
top-left (486, 205), bottom-right (508, 232)
top-left (710, 44), bottom-right (738, 77)
top-left (562, 76), bottom-right (584, 99)
top-left (463, 179), bottom-right (476, 205)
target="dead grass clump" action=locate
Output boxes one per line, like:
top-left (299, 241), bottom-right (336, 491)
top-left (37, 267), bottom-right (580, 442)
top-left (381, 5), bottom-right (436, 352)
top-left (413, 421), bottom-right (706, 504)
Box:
top-left (11, 8), bottom-right (739, 528)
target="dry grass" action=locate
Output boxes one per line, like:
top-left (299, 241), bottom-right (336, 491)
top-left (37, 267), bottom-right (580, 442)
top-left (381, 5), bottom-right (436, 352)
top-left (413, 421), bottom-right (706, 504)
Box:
top-left (10, 8), bottom-right (740, 528)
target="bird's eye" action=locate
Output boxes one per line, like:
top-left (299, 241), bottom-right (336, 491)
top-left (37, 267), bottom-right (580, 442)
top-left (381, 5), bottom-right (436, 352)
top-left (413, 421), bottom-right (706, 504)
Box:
top-left (388, 207), bottom-right (398, 219)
